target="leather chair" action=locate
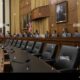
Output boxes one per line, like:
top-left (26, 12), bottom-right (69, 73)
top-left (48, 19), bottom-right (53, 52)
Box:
top-left (21, 41), bottom-right (28, 50)
top-left (39, 43), bottom-right (57, 64)
top-left (3, 40), bottom-right (14, 53)
top-left (8, 40), bottom-right (14, 46)
top-left (53, 45), bottom-right (80, 72)
top-left (31, 42), bottom-right (43, 56)
top-left (16, 40), bottom-right (22, 48)
top-left (4, 39), bottom-right (13, 47)
top-left (4, 39), bottom-right (17, 52)
top-left (3, 40), bottom-right (17, 54)
top-left (26, 41), bottom-right (35, 53)
top-left (12, 40), bottom-right (18, 47)
top-left (3, 39), bottom-right (10, 47)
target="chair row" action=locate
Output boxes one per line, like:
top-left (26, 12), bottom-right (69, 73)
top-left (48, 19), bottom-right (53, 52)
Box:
top-left (2, 38), bottom-right (80, 72)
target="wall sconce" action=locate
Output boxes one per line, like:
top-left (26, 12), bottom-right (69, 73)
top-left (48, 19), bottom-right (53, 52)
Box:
top-left (77, 1), bottom-right (79, 6)
top-left (51, 24), bottom-right (54, 27)
top-left (13, 13), bottom-right (16, 16)
top-left (26, 2), bottom-right (29, 5)
top-left (39, 13), bottom-right (41, 16)
top-left (73, 23), bottom-right (80, 28)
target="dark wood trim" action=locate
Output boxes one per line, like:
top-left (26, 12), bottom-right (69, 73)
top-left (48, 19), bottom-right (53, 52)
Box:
top-left (31, 5), bottom-right (50, 20)
top-left (31, 5), bottom-right (49, 11)
top-left (5, 37), bottom-right (80, 47)
top-left (3, 0), bottom-right (5, 36)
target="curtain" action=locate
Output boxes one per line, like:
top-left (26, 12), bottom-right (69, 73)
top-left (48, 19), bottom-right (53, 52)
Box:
top-left (31, 0), bottom-right (49, 35)
top-left (32, 18), bottom-right (49, 35)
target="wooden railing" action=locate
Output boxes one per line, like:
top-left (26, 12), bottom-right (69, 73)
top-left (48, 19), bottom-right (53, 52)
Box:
top-left (1, 37), bottom-right (80, 47)
top-left (8, 37), bottom-right (80, 47)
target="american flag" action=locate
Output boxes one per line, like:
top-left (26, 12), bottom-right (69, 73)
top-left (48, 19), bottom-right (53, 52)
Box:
top-left (28, 21), bottom-right (32, 32)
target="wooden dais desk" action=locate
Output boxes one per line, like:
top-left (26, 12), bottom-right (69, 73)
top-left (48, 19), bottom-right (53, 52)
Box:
top-left (0, 48), bottom-right (10, 73)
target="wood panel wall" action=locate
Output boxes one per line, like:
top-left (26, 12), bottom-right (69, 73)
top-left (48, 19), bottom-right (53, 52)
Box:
top-left (49, 0), bottom-right (78, 34)
top-left (19, 0), bottom-right (31, 32)
top-left (11, 0), bottom-right (20, 35)
top-left (77, 0), bottom-right (80, 32)
top-left (31, 5), bottom-right (50, 20)
top-left (19, 0), bottom-right (78, 35)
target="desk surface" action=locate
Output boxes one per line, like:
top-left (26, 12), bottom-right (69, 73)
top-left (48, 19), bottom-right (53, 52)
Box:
top-left (9, 48), bottom-right (55, 73)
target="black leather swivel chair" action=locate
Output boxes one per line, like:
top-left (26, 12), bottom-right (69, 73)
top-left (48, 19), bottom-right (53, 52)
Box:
top-left (7, 40), bottom-right (22, 53)
top-left (8, 40), bottom-right (14, 46)
top-left (31, 42), bottom-right (43, 56)
top-left (12, 40), bottom-right (18, 47)
top-left (15, 40), bottom-right (22, 48)
top-left (4, 39), bottom-right (13, 47)
top-left (26, 41), bottom-right (35, 53)
top-left (3, 39), bottom-right (10, 47)
top-left (39, 43), bottom-right (57, 62)
top-left (53, 45), bottom-right (80, 72)
top-left (20, 41), bottom-right (28, 50)
top-left (3, 39), bottom-right (14, 53)
top-left (3, 40), bottom-right (17, 54)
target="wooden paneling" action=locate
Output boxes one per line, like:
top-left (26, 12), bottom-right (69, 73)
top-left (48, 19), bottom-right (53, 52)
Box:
top-left (19, 0), bottom-right (50, 34)
top-left (49, 0), bottom-right (78, 34)
top-left (31, 5), bottom-right (50, 20)
top-left (19, 0), bottom-right (31, 32)
top-left (19, 0), bottom-right (79, 35)
top-left (11, 0), bottom-right (20, 35)
top-left (77, 0), bottom-right (80, 32)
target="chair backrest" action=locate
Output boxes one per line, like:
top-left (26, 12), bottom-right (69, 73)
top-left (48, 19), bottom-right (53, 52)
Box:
top-left (4, 39), bottom-right (10, 47)
top-left (56, 45), bottom-right (80, 69)
top-left (16, 40), bottom-right (22, 48)
top-left (42, 43), bottom-right (57, 60)
top-left (12, 40), bottom-right (17, 47)
top-left (21, 41), bottom-right (28, 49)
top-left (26, 41), bottom-right (35, 52)
top-left (32, 42), bottom-right (43, 54)
top-left (7, 40), bottom-right (13, 46)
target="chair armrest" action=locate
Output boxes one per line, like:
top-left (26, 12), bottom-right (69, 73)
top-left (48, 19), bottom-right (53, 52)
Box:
top-left (31, 53), bottom-right (41, 57)
top-left (44, 59), bottom-right (56, 66)
top-left (44, 59), bottom-right (55, 62)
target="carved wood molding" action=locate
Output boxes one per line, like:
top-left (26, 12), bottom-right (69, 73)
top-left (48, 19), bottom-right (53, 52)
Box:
top-left (31, 5), bottom-right (50, 20)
